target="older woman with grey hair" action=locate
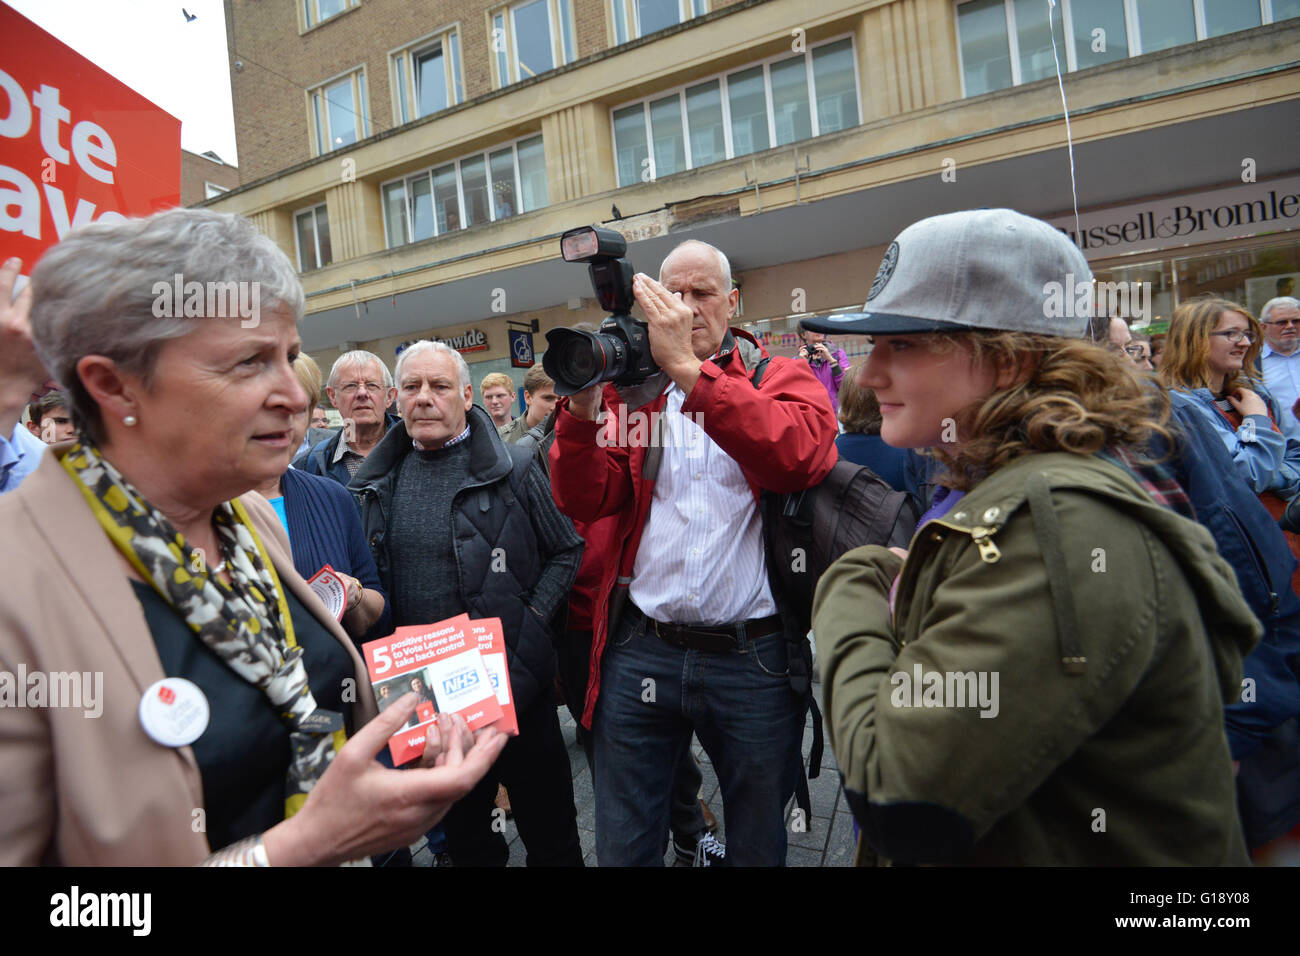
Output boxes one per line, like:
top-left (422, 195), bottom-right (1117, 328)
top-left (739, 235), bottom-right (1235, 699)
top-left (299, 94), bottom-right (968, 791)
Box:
top-left (0, 209), bottom-right (505, 866)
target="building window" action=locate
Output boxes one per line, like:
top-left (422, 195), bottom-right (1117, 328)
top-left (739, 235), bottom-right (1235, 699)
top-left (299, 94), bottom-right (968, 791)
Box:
top-left (295, 204), bottom-right (333, 272)
top-left (310, 69), bottom-right (369, 154)
top-left (303, 0), bottom-right (357, 30)
top-left (610, 0), bottom-right (707, 43)
top-left (957, 0), bottom-right (1284, 97)
top-left (381, 134), bottom-right (549, 247)
top-left (491, 0), bottom-right (576, 86)
top-left (393, 29), bottom-right (463, 124)
top-left (611, 36), bottom-right (860, 187)
top-left (1275, 0), bottom-right (1300, 23)
top-left (204, 182), bottom-right (229, 199)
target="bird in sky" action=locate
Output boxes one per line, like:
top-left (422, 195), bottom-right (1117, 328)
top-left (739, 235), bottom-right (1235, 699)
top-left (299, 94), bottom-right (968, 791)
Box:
top-left (183, 8), bottom-right (197, 22)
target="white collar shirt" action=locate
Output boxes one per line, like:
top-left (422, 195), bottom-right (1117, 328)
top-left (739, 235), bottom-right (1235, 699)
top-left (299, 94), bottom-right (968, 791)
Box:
top-left (628, 383), bottom-right (776, 625)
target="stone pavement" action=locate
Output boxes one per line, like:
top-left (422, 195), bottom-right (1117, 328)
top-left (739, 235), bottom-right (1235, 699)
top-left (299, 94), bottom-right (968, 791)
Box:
top-left (412, 679), bottom-right (857, 867)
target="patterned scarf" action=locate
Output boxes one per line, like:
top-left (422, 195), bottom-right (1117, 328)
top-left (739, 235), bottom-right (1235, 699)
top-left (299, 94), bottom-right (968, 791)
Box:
top-left (1094, 444), bottom-right (1195, 521)
top-left (60, 440), bottom-right (344, 818)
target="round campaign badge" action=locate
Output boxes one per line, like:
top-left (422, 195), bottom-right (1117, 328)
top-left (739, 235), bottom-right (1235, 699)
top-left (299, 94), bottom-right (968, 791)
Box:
top-left (139, 678), bottom-right (210, 747)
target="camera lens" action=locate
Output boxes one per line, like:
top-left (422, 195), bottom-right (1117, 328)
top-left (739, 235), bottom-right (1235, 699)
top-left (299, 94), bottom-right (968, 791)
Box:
top-left (561, 345), bottom-right (596, 383)
top-left (543, 328), bottom-right (627, 395)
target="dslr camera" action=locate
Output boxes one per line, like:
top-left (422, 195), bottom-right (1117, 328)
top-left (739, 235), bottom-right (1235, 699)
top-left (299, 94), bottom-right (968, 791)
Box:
top-left (543, 226), bottom-right (658, 396)
top-left (798, 342), bottom-right (825, 366)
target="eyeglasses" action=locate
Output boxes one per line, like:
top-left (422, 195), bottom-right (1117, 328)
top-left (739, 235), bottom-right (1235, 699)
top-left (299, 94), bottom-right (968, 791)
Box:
top-left (337, 381), bottom-right (385, 396)
top-left (1209, 330), bottom-right (1254, 344)
top-left (1267, 318), bottom-right (1300, 327)
top-left (1122, 345), bottom-right (1146, 358)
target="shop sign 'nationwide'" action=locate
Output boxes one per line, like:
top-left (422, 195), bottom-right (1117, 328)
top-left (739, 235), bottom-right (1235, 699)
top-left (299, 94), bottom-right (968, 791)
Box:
top-left (436, 328), bottom-right (489, 354)
top-left (0, 5), bottom-right (181, 274)
top-left (1049, 175), bottom-right (1300, 261)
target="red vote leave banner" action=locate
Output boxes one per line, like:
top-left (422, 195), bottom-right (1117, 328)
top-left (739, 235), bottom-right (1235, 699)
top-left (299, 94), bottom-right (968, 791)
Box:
top-left (1, 4), bottom-right (181, 271)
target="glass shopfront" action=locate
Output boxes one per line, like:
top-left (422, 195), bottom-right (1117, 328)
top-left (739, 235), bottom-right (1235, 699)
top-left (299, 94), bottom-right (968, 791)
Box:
top-left (1093, 235), bottom-right (1300, 333)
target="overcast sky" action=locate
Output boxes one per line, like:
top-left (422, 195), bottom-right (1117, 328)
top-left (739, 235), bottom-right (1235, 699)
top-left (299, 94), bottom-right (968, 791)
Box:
top-left (7, 0), bottom-right (238, 164)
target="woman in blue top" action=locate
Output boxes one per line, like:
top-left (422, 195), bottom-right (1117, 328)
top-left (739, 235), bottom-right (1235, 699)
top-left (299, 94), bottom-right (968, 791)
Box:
top-left (1159, 295), bottom-right (1300, 591)
top-left (253, 354), bottom-right (389, 644)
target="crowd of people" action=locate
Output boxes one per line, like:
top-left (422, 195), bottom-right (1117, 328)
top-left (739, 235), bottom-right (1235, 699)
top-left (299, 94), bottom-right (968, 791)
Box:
top-left (0, 204), bottom-right (1298, 867)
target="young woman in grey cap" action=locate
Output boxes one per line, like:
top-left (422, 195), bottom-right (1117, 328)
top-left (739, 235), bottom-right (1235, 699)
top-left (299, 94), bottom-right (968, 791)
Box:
top-left (808, 208), bottom-right (1258, 865)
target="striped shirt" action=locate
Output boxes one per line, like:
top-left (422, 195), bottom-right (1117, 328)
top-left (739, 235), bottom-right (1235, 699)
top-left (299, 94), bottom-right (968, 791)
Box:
top-left (1262, 344), bottom-right (1300, 443)
top-left (628, 384), bottom-right (776, 625)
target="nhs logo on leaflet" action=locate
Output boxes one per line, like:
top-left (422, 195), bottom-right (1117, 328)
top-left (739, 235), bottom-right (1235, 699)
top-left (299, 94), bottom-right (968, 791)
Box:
top-left (442, 667), bottom-right (480, 697)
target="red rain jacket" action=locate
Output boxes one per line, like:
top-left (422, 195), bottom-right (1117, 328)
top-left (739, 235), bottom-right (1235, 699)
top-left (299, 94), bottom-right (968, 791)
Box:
top-left (549, 329), bottom-right (837, 726)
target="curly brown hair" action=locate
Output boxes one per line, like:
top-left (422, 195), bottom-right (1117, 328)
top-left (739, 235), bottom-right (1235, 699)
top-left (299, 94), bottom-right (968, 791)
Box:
top-left (922, 331), bottom-right (1172, 490)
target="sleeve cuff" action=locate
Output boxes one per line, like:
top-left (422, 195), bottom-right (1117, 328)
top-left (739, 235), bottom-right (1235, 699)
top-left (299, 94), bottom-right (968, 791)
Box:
top-left (557, 405), bottom-right (605, 437)
top-left (681, 359), bottom-right (723, 413)
top-left (1241, 414), bottom-right (1273, 442)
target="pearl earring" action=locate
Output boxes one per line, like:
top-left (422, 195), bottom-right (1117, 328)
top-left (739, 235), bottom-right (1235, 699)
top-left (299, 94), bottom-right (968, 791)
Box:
top-left (123, 415), bottom-right (138, 426)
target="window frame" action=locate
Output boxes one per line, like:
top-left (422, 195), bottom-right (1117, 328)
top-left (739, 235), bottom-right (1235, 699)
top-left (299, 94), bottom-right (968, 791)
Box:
top-left (390, 25), bottom-right (464, 125)
top-left (379, 132), bottom-right (548, 248)
top-left (302, 0), bottom-right (358, 32)
top-left (610, 0), bottom-right (708, 44)
top-left (491, 0), bottom-right (577, 87)
top-left (308, 66), bottom-right (370, 156)
top-left (293, 202), bottom-right (332, 273)
top-left (954, 0), bottom-right (1277, 97)
top-left (608, 33), bottom-right (861, 187)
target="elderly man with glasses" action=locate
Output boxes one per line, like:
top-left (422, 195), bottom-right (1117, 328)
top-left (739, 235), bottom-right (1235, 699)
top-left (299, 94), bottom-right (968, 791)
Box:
top-left (1260, 296), bottom-right (1300, 443)
top-left (293, 349), bottom-right (401, 488)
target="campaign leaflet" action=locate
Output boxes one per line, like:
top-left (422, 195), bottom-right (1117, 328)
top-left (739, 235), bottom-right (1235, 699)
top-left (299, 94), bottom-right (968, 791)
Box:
top-left (306, 565), bottom-right (347, 621)
top-left (362, 615), bottom-right (503, 767)
top-left (466, 617), bottom-right (518, 736)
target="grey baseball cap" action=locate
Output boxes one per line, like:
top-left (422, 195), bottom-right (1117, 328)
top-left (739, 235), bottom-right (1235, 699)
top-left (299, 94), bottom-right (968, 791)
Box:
top-left (801, 208), bottom-right (1093, 337)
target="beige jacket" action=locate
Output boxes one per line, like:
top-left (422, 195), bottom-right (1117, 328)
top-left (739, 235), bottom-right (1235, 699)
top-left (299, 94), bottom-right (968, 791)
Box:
top-left (0, 446), bottom-right (378, 865)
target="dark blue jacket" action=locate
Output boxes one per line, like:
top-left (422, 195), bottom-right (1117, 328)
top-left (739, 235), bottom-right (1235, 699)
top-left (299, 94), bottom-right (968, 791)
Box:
top-left (279, 466), bottom-right (390, 643)
top-left (1163, 399), bottom-right (1300, 847)
top-left (836, 433), bottom-right (910, 492)
top-left (902, 449), bottom-right (941, 512)
top-left (1163, 403), bottom-right (1300, 757)
top-left (291, 413), bottom-right (401, 490)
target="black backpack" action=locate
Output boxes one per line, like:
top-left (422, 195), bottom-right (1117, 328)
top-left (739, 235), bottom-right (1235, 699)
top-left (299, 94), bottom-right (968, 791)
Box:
top-left (763, 458), bottom-right (919, 636)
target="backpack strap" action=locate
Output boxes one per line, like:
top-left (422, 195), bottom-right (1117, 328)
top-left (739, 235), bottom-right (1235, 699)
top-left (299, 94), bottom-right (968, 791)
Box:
top-left (751, 355), bottom-right (824, 802)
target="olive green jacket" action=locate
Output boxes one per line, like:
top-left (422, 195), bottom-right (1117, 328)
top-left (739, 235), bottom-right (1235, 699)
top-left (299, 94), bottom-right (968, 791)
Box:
top-left (813, 452), bottom-right (1260, 865)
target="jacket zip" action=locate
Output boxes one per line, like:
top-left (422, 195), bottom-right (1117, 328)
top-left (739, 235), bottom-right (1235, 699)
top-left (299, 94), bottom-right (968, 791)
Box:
top-left (969, 526), bottom-right (1003, 563)
top-left (893, 517), bottom-right (1003, 648)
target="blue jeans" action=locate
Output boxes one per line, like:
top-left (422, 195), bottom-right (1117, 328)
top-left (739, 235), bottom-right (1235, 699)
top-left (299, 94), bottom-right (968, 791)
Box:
top-left (593, 607), bottom-right (804, 866)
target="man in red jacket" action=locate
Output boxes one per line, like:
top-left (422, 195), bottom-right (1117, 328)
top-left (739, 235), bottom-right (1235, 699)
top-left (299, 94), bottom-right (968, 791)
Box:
top-left (549, 240), bottom-right (837, 865)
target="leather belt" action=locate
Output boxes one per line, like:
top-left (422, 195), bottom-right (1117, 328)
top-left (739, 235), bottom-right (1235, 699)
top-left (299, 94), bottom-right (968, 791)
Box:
top-left (634, 605), bottom-right (783, 652)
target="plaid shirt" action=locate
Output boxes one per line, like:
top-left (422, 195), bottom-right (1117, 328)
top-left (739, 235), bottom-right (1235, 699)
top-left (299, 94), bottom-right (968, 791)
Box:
top-left (1095, 445), bottom-right (1194, 521)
